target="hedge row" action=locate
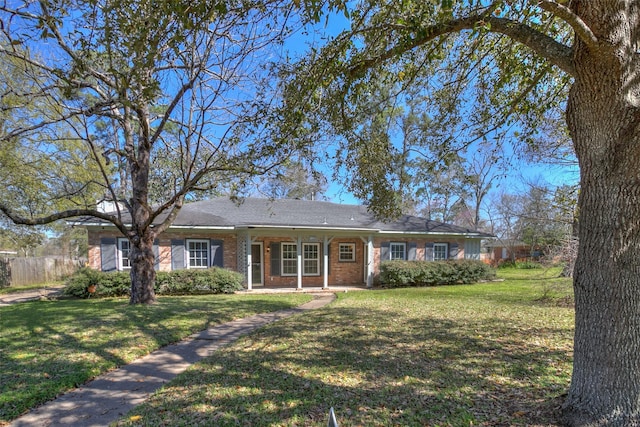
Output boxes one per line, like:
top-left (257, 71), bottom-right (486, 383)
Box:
top-left (63, 267), bottom-right (244, 298)
top-left (379, 260), bottom-right (496, 288)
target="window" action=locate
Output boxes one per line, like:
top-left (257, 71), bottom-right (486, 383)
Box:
top-left (303, 243), bottom-right (320, 276)
top-left (338, 243), bottom-right (356, 262)
top-left (434, 243), bottom-right (448, 261)
top-left (281, 243), bottom-right (297, 276)
top-left (390, 242), bottom-right (406, 260)
top-left (280, 242), bottom-right (321, 276)
top-left (187, 239), bottom-right (209, 268)
top-left (118, 238), bottom-right (131, 270)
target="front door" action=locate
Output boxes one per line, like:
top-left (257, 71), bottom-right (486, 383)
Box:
top-left (251, 243), bottom-right (263, 286)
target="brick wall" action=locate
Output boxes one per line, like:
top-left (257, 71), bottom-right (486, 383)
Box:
top-left (87, 230), bottom-right (237, 272)
top-left (259, 237), bottom-right (365, 287)
top-left (87, 229), bottom-right (471, 287)
top-left (372, 237), bottom-right (466, 275)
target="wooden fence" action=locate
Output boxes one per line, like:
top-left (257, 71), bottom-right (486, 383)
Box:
top-left (0, 257), bottom-right (81, 288)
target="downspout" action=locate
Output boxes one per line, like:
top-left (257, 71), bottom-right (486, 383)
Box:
top-left (246, 233), bottom-right (252, 290)
top-left (323, 236), bottom-right (330, 289)
top-left (297, 236), bottom-right (302, 290)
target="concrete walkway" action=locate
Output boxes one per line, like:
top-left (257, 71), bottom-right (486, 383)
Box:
top-left (0, 286), bottom-right (65, 306)
top-left (9, 293), bottom-right (336, 427)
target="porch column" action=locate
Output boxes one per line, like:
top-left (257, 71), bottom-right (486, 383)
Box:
top-left (366, 235), bottom-right (374, 288)
top-left (246, 233), bottom-right (252, 290)
top-left (297, 236), bottom-right (303, 290)
top-left (323, 236), bottom-right (329, 289)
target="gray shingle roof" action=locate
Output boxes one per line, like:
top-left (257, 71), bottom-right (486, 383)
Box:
top-left (168, 197), bottom-right (489, 236)
top-left (74, 197), bottom-right (491, 236)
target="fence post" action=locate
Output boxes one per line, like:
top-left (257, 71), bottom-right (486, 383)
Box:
top-left (0, 258), bottom-right (9, 288)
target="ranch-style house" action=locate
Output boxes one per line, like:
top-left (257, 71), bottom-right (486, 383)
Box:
top-left (79, 197), bottom-right (491, 289)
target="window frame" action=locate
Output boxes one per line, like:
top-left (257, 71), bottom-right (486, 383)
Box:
top-left (281, 243), bottom-right (298, 276)
top-left (117, 238), bottom-right (131, 270)
top-left (433, 243), bottom-right (449, 261)
top-left (279, 242), bottom-right (322, 276)
top-left (302, 242), bottom-right (320, 276)
top-left (338, 243), bottom-right (356, 262)
top-left (186, 239), bottom-right (210, 269)
top-left (389, 242), bottom-right (407, 260)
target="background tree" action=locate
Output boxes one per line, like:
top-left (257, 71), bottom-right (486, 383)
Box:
top-left (414, 160), bottom-right (470, 222)
top-left (259, 159), bottom-right (327, 200)
top-left (0, 221), bottom-right (45, 257)
top-left (0, 0), bottom-right (314, 304)
top-left (518, 181), bottom-right (573, 255)
top-left (463, 141), bottom-right (507, 230)
top-left (280, 1), bottom-right (640, 424)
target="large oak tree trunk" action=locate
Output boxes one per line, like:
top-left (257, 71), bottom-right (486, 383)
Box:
top-left (129, 232), bottom-right (157, 304)
top-left (127, 102), bottom-right (156, 305)
top-left (563, 5), bottom-right (640, 423)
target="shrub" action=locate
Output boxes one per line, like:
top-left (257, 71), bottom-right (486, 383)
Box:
top-left (515, 260), bottom-right (543, 269)
top-left (498, 260), bottom-right (543, 269)
top-left (155, 268), bottom-right (243, 295)
top-left (379, 260), bottom-right (496, 288)
top-left (63, 268), bottom-right (131, 298)
top-left (63, 268), bottom-right (243, 298)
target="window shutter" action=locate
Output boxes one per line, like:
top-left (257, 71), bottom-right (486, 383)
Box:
top-left (211, 239), bottom-right (224, 267)
top-left (171, 239), bottom-right (185, 270)
top-left (326, 243), bottom-right (331, 275)
top-left (270, 242), bottom-right (280, 276)
top-left (425, 242), bottom-right (434, 261)
top-left (100, 238), bottom-right (117, 272)
top-left (464, 239), bottom-right (480, 260)
top-left (153, 240), bottom-right (160, 271)
top-left (449, 243), bottom-right (459, 259)
top-left (381, 242), bottom-right (390, 261)
top-left (408, 242), bottom-right (417, 260)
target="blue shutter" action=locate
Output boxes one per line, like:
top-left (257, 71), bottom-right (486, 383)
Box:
top-left (153, 240), bottom-right (160, 271)
top-left (449, 243), bottom-right (459, 259)
top-left (408, 242), bottom-right (417, 260)
top-left (100, 238), bottom-right (117, 272)
top-left (425, 242), bottom-right (434, 261)
top-left (381, 242), bottom-right (390, 261)
top-left (211, 239), bottom-right (224, 267)
top-left (270, 243), bottom-right (280, 276)
top-left (171, 239), bottom-right (185, 270)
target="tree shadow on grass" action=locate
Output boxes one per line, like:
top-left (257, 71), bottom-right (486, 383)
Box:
top-left (0, 296), bottom-right (307, 423)
top-left (120, 303), bottom-right (573, 427)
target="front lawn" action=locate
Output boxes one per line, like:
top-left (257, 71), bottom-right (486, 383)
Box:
top-left (117, 268), bottom-right (574, 426)
top-left (0, 293), bottom-right (312, 424)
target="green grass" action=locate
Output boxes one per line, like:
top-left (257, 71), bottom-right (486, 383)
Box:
top-left (0, 293), bottom-right (312, 423)
top-left (116, 268), bottom-right (575, 426)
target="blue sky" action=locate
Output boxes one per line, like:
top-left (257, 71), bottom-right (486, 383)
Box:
top-left (284, 9), bottom-right (580, 208)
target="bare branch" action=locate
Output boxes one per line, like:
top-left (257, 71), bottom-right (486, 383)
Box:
top-left (0, 203), bottom-right (123, 228)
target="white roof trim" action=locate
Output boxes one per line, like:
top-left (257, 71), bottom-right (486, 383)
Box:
top-left (72, 221), bottom-right (486, 238)
top-left (236, 225), bottom-right (378, 232)
top-left (377, 230), bottom-right (484, 237)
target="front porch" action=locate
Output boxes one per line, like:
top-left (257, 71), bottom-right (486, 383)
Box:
top-left (235, 284), bottom-right (370, 294)
top-left (240, 231), bottom-right (375, 291)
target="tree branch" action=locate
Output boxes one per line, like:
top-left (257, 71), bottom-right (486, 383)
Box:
top-left (0, 203), bottom-right (124, 229)
top-left (537, 0), bottom-right (599, 51)
top-left (38, 0), bottom-right (117, 89)
top-left (349, 13), bottom-right (575, 78)
top-left (152, 196), bottom-right (184, 235)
